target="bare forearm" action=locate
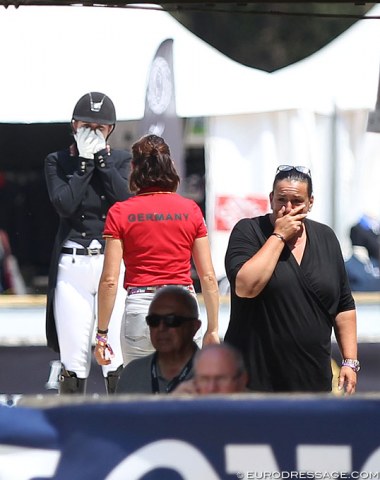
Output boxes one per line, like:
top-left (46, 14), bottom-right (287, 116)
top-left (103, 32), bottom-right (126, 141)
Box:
top-left (97, 278), bottom-right (118, 331)
top-left (236, 235), bottom-right (285, 298)
top-left (334, 310), bottom-right (358, 359)
top-left (97, 238), bottom-right (123, 331)
top-left (192, 236), bottom-right (219, 335)
top-left (199, 273), bottom-right (219, 334)
top-left (334, 309), bottom-right (358, 395)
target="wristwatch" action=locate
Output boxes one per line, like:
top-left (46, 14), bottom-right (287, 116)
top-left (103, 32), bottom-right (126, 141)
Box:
top-left (341, 358), bottom-right (361, 373)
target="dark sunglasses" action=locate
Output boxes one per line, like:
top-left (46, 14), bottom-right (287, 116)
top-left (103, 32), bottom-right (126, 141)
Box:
top-left (276, 165), bottom-right (311, 177)
top-left (146, 314), bottom-right (196, 328)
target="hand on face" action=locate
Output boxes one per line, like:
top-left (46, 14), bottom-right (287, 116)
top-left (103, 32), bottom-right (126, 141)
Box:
top-left (274, 204), bottom-right (308, 241)
top-left (74, 125), bottom-right (107, 159)
top-left (93, 129), bottom-right (107, 152)
top-left (270, 179), bottom-right (312, 242)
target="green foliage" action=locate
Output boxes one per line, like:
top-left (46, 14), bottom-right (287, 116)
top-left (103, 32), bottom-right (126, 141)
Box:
top-left (170, 3), bottom-right (375, 71)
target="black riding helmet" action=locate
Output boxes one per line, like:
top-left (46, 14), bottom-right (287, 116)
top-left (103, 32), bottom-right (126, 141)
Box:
top-left (72, 92), bottom-right (116, 125)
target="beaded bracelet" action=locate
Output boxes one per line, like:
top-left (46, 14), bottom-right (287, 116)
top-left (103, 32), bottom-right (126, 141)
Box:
top-left (95, 333), bottom-right (115, 358)
top-left (95, 333), bottom-right (108, 345)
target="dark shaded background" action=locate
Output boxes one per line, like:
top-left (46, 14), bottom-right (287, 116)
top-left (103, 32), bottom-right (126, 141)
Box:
top-left (0, 343), bottom-right (378, 396)
top-left (170, 3), bottom-right (374, 71)
top-left (0, 346), bottom-right (106, 396)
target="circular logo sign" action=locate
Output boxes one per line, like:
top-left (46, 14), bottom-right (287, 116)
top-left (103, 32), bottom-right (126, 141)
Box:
top-left (147, 56), bottom-right (173, 115)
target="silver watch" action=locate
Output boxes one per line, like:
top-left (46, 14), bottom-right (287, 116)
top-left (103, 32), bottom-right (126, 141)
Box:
top-left (341, 358), bottom-right (361, 373)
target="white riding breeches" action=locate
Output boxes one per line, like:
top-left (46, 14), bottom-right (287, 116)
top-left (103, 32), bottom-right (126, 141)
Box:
top-left (54, 253), bottom-right (126, 379)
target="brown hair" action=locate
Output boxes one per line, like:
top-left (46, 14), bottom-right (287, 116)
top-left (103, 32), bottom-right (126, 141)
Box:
top-left (129, 134), bottom-right (180, 193)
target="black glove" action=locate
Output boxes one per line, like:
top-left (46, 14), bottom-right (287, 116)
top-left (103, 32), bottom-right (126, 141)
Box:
top-left (95, 148), bottom-right (110, 169)
top-left (77, 156), bottom-right (95, 175)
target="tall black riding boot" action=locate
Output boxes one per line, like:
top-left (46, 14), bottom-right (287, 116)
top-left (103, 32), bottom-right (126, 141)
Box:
top-left (59, 367), bottom-right (87, 394)
top-left (105, 364), bottom-right (123, 394)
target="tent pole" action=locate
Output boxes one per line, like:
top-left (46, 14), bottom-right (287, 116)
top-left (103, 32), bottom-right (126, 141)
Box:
top-left (330, 105), bottom-right (338, 231)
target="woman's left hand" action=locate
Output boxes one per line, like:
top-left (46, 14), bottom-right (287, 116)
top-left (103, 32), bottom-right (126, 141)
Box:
top-left (94, 342), bottom-right (113, 366)
top-left (338, 366), bottom-right (357, 395)
top-left (202, 330), bottom-right (220, 346)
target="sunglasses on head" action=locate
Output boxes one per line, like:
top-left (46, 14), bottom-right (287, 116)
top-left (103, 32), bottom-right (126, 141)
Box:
top-left (276, 165), bottom-right (311, 177)
top-left (145, 314), bottom-right (196, 328)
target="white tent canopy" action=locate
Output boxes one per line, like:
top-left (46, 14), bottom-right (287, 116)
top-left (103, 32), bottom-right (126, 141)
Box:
top-left (275, 5), bottom-right (380, 113)
top-left (0, 4), bottom-right (299, 123)
top-left (1, 3), bottom-right (379, 121)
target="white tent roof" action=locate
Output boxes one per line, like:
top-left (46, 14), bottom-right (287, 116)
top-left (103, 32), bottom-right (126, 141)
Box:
top-left (274, 4), bottom-right (380, 113)
top-left (0, 4), bottom-right (291, 123)
top-left (1, 4), bottom-right (380, 123)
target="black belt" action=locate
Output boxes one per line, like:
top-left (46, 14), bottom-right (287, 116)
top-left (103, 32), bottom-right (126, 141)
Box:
top-left (61, 246), bottom-right (104, 256)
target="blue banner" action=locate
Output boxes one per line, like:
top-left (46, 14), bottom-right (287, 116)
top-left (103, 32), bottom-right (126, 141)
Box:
top-left (0, 396), bottom-right (380, 480)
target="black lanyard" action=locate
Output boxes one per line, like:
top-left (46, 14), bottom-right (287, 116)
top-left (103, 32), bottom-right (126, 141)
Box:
top-left (151, 352), bottom-right (194, 394)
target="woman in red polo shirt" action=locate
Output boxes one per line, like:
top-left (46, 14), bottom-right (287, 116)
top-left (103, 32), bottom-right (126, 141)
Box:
top-left (95, 134), bottom-right (219, 367)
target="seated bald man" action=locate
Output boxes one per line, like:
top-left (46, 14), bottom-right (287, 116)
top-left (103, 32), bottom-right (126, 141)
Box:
top-left (116, 286), bottom-right (201, 394)
top-left (173, 343), bottom-right (248, 395)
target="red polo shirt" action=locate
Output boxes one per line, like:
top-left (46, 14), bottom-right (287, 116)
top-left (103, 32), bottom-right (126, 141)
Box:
top-left (104, 191), bottom-right (208, 288)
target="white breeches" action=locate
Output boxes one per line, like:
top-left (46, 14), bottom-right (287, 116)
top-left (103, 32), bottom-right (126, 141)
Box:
top-left (54, 253), bottom-right (126, 378)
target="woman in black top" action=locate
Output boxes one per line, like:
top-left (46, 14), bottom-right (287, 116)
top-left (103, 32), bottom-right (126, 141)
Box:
top-left (225, 165), bottom-right (359, 394)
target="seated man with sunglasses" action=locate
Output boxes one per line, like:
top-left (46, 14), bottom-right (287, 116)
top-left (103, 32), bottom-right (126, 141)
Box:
top-left (224, 165), bottom-right (358, 395)
top-left (116, 286), bottom-right (201, 394)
